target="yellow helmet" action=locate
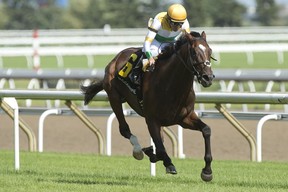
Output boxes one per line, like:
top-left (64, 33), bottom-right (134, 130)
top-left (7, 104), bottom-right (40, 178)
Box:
top-left (167, 4), bottom-right (187, 22)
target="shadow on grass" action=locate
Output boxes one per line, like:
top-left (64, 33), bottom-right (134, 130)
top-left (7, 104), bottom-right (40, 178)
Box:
top-left (56, 178), bottom-right (130, 186)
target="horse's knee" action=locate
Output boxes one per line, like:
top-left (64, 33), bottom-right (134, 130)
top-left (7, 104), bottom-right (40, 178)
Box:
top-left (201, 125), bottom-right (211, 137)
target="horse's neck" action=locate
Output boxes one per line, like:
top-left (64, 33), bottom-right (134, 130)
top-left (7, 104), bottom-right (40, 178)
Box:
top-left (156, 50), bottom-right (194, 95)
top-left (167, 44), bottom-right (193, 79)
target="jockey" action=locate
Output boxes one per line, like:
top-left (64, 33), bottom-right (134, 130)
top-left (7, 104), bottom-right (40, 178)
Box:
top-left (130, 4), bottom-right (191, 85)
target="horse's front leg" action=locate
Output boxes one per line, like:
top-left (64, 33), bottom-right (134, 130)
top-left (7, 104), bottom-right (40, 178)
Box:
top-left (145, 119), bottom-right (177, 174)
top-left (200, 124), bottom-right (213, 181)
top-left (108, 92), bottom-right (143, 160)
top-left (180, 112), bottom-right (213, 182)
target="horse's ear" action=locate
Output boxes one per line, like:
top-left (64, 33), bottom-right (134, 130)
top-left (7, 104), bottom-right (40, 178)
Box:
top-left (201, 31), bottom-right (206, 40)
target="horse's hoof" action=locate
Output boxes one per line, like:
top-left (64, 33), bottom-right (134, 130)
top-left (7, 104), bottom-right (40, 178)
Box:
top-left (201, 171), bottom-right (213, 182)
top-left (133, 145), bottom-right (144, 160)
top-left (130, 135), bottom-right (144, 160)
top-left (166, 165), bottom-right (177, 175)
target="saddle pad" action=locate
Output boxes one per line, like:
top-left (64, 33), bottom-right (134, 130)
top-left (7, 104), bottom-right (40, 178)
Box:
top-left (117, 51), bottom-right (143, 101)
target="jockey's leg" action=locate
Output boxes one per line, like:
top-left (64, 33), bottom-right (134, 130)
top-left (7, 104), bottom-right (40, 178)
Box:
top-left (129, 54), bottom-right (143, 85)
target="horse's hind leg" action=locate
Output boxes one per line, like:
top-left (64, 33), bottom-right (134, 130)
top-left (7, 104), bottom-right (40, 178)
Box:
top-left (145, 120), bottom-right (177, 174)
top-left (108, 92), bottom-right (143, 160)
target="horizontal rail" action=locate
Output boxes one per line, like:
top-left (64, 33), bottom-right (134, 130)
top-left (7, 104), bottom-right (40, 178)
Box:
top-left (213, 69), bottom-right (288, 81)
top-left (0, 68), bottom-right (105, 80)
top-left (0, 90), bottom-right (287, 104)
top-left (197, 110), bottom-right (288, 121)
top-left (196, 92), bottom-right (288, 104)
top-left (1, 27), bottom-right (288, 37)
top-left (0, 90), bottom-right (107, 101)
top-left (1, 107), bottom-right (286, 121)
top-left (1, 69), bottom-right (287, 81)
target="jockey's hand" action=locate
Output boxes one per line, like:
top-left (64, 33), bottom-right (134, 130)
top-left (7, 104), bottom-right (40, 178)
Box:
top-left (149, 57), bottom-right (155, 66)
top-left (147, 57), bottom-right (155, 72)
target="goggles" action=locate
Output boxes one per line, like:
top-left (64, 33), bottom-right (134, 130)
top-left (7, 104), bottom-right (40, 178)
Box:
top-left (170, 20), bottom-right (184, 27)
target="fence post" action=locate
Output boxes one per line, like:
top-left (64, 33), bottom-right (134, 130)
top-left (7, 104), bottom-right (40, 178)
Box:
top-left (150, 138), bottom-right (156, 176)
top-left (256, 114), bottom-right (282, 162)
top-left (32, 29), bottom-right (40, 70)
top-left (162, 127), bottom-right (178, 158)
top-left (3, 98), bottom-right (20, 170)
top-left (215, 104), bottom-right (257, 161)
top-left (0, 98), bottom-right (37, 152)
top-left (38, 109), bottom-right (62, 152)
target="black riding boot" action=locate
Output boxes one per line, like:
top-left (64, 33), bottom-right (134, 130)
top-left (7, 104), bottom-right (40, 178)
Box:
top-left (129, 55), bottom-right (143, 85)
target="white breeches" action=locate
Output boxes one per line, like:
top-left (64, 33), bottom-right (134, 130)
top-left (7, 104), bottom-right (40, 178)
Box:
top-left (143, 40), bottom-right (172, 57)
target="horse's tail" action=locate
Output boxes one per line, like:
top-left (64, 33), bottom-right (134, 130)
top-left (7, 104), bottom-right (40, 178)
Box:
top-left (80, 80), bottom-right (104, 105)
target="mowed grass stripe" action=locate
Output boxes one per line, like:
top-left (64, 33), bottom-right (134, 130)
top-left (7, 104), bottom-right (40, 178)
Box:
top-left (0, 151), bottom-right (287, 192)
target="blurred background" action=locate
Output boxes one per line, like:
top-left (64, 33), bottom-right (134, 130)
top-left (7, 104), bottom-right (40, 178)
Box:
top-left (0, 0), bottom-right (287, 29)
top-left (0, 0), bottom-right (288, 29)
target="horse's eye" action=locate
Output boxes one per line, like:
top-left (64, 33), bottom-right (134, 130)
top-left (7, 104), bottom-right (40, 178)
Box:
top-left (204, 61), bottom-right (211, 66)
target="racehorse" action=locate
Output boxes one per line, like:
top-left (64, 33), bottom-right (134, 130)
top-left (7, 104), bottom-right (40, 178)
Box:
top-left (81, 31), bottom-right (215, 181)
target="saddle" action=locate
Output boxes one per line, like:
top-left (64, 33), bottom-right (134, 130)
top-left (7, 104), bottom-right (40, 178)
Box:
top-left (117, 49), bottom-right (144, 104)
top-left (116, 46), bottom-right (174, 106)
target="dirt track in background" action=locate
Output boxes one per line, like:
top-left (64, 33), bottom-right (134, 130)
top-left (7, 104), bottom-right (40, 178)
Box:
top-left (1, 114), bottom-right (287, 162)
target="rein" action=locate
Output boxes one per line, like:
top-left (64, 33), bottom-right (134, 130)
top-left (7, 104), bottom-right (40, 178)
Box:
top-left (174, 38), bottom-right (203, 79)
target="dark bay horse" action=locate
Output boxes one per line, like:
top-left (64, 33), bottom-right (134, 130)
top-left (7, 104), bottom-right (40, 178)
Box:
top-left (81, 31), bottom-right (215, 181)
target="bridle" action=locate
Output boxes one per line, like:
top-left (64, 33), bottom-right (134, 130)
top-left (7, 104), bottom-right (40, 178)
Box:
top-left (175, 37), bottom-right (216, 81)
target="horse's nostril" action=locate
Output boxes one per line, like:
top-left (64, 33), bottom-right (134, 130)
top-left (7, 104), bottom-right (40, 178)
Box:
top-left (202, 75), bottom-right (209, 82)
top-left (202, 74), bottom-right (214, 81)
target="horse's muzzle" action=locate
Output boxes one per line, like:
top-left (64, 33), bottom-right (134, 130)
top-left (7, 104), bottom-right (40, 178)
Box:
top-left (200, 74), bottom-right (215, 87)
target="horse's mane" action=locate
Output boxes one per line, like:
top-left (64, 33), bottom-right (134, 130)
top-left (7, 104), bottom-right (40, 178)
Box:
top-left (159, 31), bottom-right (201, 60)
top-left (175, 31), bottom-right (201, 49)
top-left (190, 31), bottom-right (201, 37)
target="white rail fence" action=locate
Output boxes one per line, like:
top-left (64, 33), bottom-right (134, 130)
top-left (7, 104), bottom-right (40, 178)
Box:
top-left (1, 26), bottom-right (288, 38)
top-left (1, 90), bottom-right (287, 172)
top-left (1, 27), bottom-right (288, 67)
top-left (1, 68), bottom-right (287, 112)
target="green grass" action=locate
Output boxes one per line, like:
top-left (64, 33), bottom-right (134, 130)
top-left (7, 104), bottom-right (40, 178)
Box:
top-left (213, 52), bottom-right (288, 69)
top-left (1, 151), bottom-right (288, 192)
top-left (1, 55), bottom-right (115, 69)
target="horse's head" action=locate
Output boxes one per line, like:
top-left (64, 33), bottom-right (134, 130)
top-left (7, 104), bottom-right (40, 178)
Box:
top-left (182, 31), bottom-right (215, 87)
